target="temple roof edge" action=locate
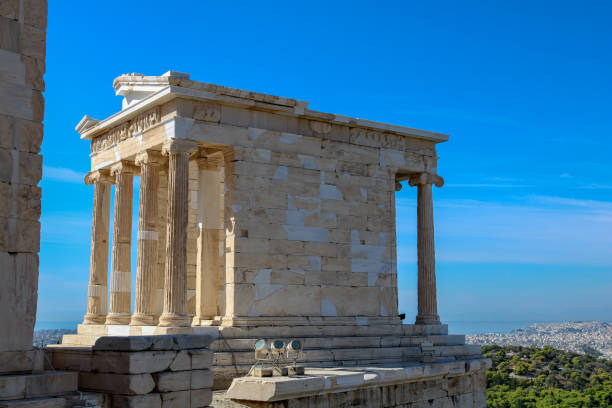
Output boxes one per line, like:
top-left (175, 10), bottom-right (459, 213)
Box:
top-left (78, 72), bottom-right (449, 143)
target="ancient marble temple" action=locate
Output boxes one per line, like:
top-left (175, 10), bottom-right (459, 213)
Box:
top-left (61, 72), bottom-right (485, 389)
top-left (73, 70), bottom-right (445, 332)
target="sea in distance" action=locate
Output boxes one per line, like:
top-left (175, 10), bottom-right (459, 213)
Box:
top-left (35, 320), bottom-right (560, 335)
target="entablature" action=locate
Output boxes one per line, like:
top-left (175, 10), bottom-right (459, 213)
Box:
top-left (78, 71), bottom-right (449, 146)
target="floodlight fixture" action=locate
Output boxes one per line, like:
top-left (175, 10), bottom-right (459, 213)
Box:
top-left (254, 338), bottom-right (269, 360)
top-left (270, 339), bottom-right (286, 359)
top-left (287, 339), bottom-right (302, 352)
top-left (248, 338), bottom-right (305, 377)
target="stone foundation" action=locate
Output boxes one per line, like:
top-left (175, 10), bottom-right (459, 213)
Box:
top-left (58, 324), bottom-right (483, 390)
top-left (214, 360), bottom-right (490, 407)
top-left (48, 334), bottom-right (215, 407)
top-left (207, 324), bottom-right (482, 389)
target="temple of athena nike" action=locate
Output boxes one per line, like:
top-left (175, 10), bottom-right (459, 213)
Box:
top-left (52, 71), bottom-right (488, 403)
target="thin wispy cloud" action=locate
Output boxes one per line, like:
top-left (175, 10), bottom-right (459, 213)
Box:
top-left (41, 212), bottom-right (91, 244)
top-left (487, 176), bottom-right (523, 182)
top-left (532, 195), bottom-right (612, 212)
top-left (443, 175), bottom-right (531, 188)
top-left (578, 183), bottom-right (612, 190)
top-left (442, 174), bottom-right (612, 192)
top-left (396, 195), bottom-right (612, 266)
top-left (445, 183), bottom-right (532, 188)
top-left (43, 166), bottom-right (85, 184)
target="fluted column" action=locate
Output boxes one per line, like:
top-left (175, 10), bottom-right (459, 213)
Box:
top-left (409, 173), bottom-right (444, 325)
top-left (83, 170), bottom-right (113, 324)
top-left (131, 151), bottom-right (165, 326)
top-left (158, 139), bottom-right (198, 327)
top-left (106, 161), bottom-right (137, 325)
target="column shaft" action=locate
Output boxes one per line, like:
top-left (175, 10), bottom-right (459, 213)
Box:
top-left (159, 140), bottom-right (197, 327)
top-left (83, 171), bottom-right (112, 324)
top-left (106, 163), bottom-right (135, 325)
top-left (131, 152), bottom-right (163, 325)
top-left (416, 183), bottom-right (439, 324)
top-left (409, 173), bottom-right (444, 325)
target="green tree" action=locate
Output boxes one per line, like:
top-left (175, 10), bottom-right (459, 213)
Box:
top-left (486, 345), bottom-right (612, 407)
top-left (515, 361), bottom-right (531, 376)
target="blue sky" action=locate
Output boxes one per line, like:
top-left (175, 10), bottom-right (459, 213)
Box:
top-left (38, 1), bottom-right (611, 325)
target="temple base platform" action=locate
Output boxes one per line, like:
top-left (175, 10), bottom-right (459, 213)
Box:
top-left (55, 322), bottom-right (483, 390)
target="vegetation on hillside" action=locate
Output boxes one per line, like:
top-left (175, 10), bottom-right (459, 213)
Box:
top-left (483, 345), bottom-right (612, 407)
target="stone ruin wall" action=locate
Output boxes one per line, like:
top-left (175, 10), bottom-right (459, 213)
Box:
top-left (0, 0), bottom-right (46, 353)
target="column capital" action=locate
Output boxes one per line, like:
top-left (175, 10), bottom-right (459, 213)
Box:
top-left (110, 160), bottom-right (139, 176)
top-left (408, 173), bottom-right (444, 188)
top-left (162, 139), bottom-right (198, 156)
top-left (85, 169), bottom-right (114, 185)
top-left (135, 150), bottom-right (166, 166)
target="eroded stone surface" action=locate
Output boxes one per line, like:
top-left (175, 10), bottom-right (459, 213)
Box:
top-left (0, 350), bottom-right (43, 374)
top-left (47, 335), bottom-right (215, 407)
top-left (78, 372), bottom-right (155, 395)
top-left (0, 371), bottom-right (77, 401)
top-left (92, 334), bottom-right (214, 351)
top-left (0, 0), bottom-right (46, 357)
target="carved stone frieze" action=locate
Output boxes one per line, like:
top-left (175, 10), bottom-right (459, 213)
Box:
top-left (91, 107), bottom-right (161, 153)
top-left (310, 121), bottom-right (332, 134)
top-left (349, 128), bottom-right (405, 150)
top-left (194, 102), bottom-right (221, 123)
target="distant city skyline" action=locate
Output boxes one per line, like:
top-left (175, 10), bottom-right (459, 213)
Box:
top-left (37, 0), bottom-right (611, 324)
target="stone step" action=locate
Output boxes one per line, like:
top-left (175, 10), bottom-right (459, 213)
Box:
top-left (0, 371), bottom-right (77, 402)
top-left (60, 335), bottom-right (98, 347)
top-left (209, 323), bottom-right (448, 339)
top-left (60, 324), bottom-right (453, 348)
top-left (211, 358), bottom-right (454, 390)
top-left (210, 353), bottom-right (485, 390)
top-left (209, 334), bottom-right (465, 351)
top-left (211, 344), bottom-right (480, 366)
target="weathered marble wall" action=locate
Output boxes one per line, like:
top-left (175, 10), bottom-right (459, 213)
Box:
top-left (184, 103), bottom-right (439, 322)
top-left (0, 0), bottom-right (46, 353)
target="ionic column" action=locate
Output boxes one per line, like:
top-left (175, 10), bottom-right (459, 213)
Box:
top-left (158, 139), bottom-right (198, 327)
top-left (106, 161), bottom-right (137, 325)
top-left (409, 173), bottom-right (444, 325)
top-left (131, 151), bottom-right (165, 326)
top-left (83, 170), bottom-right (113, 324)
